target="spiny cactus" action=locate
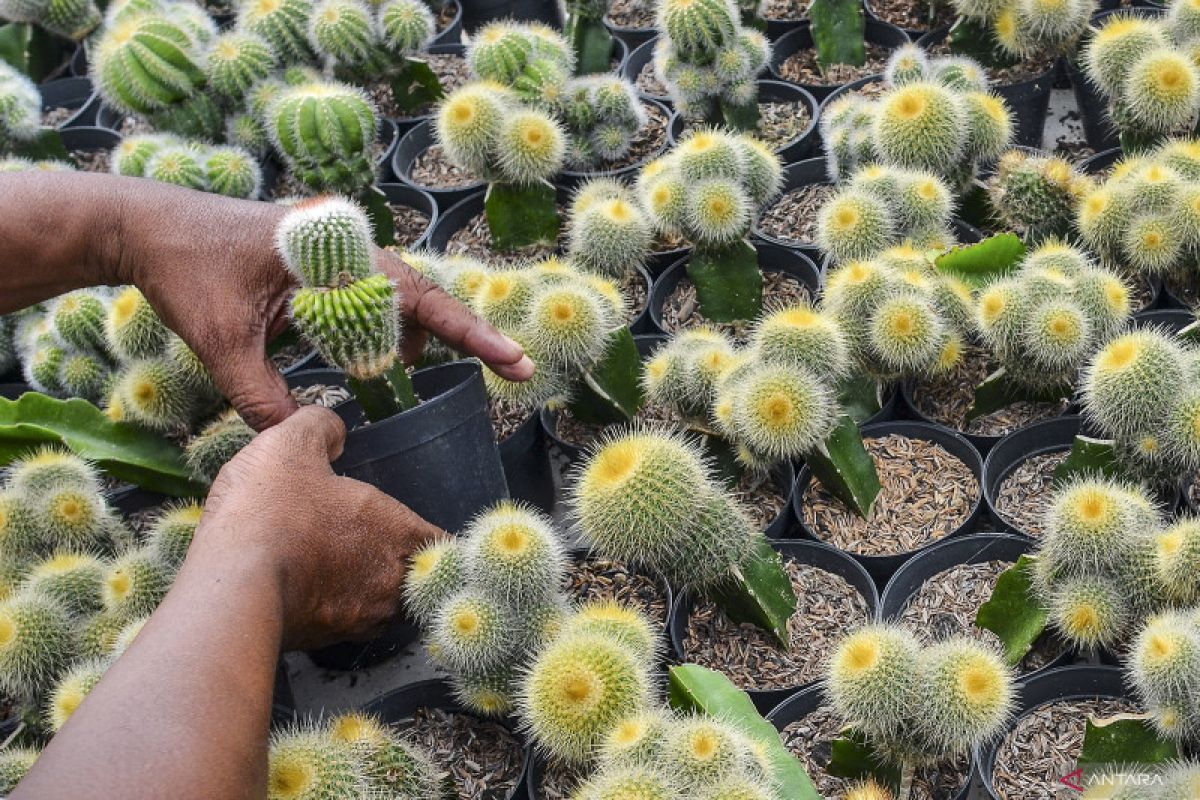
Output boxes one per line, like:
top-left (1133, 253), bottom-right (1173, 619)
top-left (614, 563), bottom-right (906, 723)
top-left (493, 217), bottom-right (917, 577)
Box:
top-left (145, 501), bottom-right (203, 569)
top-left (324, 711), bottom-right (444, 796)
top-left (307, 0), bottom-right (377, 67)
top-left (36, 484), bottom-right (113, 553)
top-left (1129, 610), bottom-right (1200, 740)
top-left (0, 746), bottom-right (39, 793)
top-left (466, 21), bottom-right (574, 102)
top-left (184, 409), bottom-right (255, 483)
top-left (402, 536), bottom-right (465, 624)
top-left (7, 446), bottom-right (100, 501)
top-left (101, 547), bottom-right (170, 621)
top-left (266, 80), bottom-right (379, 194)
top-left (826, 624), bottom-right (1014, 766)
top-left (989, 149), bottom-right (1093, 243)
top-left (560, 600), bottom-right (658, 663)
top-left (45, 656), bottom-right (107, 731)
top-left (104, 287), bottom-right (168, 362)
top-left (948, 0), bottom-right (1089, 63)
top-left (205, 146), bottom-right (262, 199)
top-left (570, 430), bottom-right (758, 587)
top-left (22, 551), bottom-right (106, 617)
top-left (518, 630), bottom-right (651, 763)
top-left (565, 179), bottom-right (653, 278)
top-left (111, 357), bottom-right (194, 432)
top-left (0, 0), bottom-right (100, 39)
top-left (0, 63), bottom-right (41, 149)
top-left (378, 0), bottom-right (435, 54)
top-left (267, 724), bottom-right (366, 800)
top-left (599, 708), bottom-right (673, 768)
top-left (0, 592), bottom-right (76, 699)
top-left (651, 0), bottom-right (770, 128)
top-left (238, 0), bottom-right (316, 65)
top-left (461, 501), bottom-right (565, 608)
top-left (205, 30), bottom-right (276, 103)
top-left (556, 75), bottom-right (648, 170)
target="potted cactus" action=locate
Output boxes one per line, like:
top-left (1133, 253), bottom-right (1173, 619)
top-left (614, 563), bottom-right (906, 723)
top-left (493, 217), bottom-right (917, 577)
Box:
top-left (0, 62), bottom-right (70, 162)
top-left (1082, 2), bottom-right (1200, 153)
top-left (934, 0), bottom-right (1091, 74)
top-left (110, 134), bottom-right (264, 199)
top-left (563, 0), bottom-right (616, 74)
top-left (986, 149), bottom-right (1094, 245)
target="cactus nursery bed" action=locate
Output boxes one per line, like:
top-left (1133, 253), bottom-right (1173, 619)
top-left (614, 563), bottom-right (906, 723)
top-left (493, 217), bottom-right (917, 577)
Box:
top-left (9, 0), bottom-right (1200, 794)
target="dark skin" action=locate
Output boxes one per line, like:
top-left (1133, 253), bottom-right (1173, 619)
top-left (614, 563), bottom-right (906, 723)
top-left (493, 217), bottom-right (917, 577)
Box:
top-left (0, 173), bottom-right (534, 798)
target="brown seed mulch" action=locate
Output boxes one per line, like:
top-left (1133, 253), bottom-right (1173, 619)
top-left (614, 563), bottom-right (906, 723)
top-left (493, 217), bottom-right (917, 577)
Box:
top-left (576, 101), bottom-right (668, 174)
top-left (115, 115), bottom-right (154, 137)
top-left (758, 183), bottom-right (834, 244)
top-left (928, 41), bottom-right (1054, 84)
top-left (488, 397), bottom-right (532, 442)
top-left (385, 202), bottom-right (432, 250)
top-left (909, 346), bottom-right (1069, 437)
top-left (679, 101), bottom-right (811, 151)
top-left (444, 207), bottom-right (564, 266)
top-left (867, 0), bottom-right (955, 31)
top-left (682, 559), bottom-right (870, 691)
top-left (781, 704), bottom-right (971, 799)
top-left (991, 698), bottom-right (1142, 800)
top-left (1163, 271), bottom-right (1199, 307)
top-left (778, 42), bottom-right (894, 87)
top-left (291, 383), bottom-right (352, 408)
top-left (269, 341), bottom-right (312, 372)
top-left (605, 0), bottom-right (654, 29)
top-left (763, 0), bottom-right (806, 20)
top-left (408, 143), bottom-right (481, 189)
top-left (367, 52), bottom-right (471, 121)
top-left (731, 469), bottom-right (789, 531)
top-left (897, 560), bottom-right (1067, 673)
top-left (800, 434), bottom-right (979, 556)
top-left (538, 758), bottom-right (590, 800)
top-left (661, 270), bottom-right (813, 341)
top-left (636, 60), bottom-right (668, 98)
top-left (42, 106), bottom-right (75, 128)
top-left (553, 401), bottom-right (680, 451)
top-left (70, 148), bottom-right (110, 173)
top-left (993, 451), bottom-right (1067, 538)
top-left (565, 555), bottom-right (671, 627)
top-left (620, 268), bottom-right (649, 324)
top-left (400, 706), bottom-right (525, 800)
top-left (842, 79), bottom-right (889, 103)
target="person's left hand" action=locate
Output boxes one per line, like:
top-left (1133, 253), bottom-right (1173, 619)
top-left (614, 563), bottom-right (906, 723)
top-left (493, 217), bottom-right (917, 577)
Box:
top-left (104, 178), bottom-right (533, 430)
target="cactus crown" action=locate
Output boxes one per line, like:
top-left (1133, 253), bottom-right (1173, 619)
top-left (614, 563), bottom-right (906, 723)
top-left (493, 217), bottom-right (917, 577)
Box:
top-left (92, 12), bottom-right (209, 120)
top-left (266, 79), bottom-right (379, 193)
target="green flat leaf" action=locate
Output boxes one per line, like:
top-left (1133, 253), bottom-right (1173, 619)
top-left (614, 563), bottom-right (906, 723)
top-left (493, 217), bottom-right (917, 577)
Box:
top-left (1078, 715), bottom-right (1178, 766)
top-left (567, 327), bottom-right (644, 425)
top-left (26, 24), bottom-right (70, 81)
top-left (485, 182), bottom-right (559, 251)
top-left (708, 537), bottom-right (797, 648)
top-left (359, 185), bottom-right (396, 248)
top-left (0, 393), bottom-right (207, 497)
top-left (0, 23), bottom-right (31, 73)
top-left (1052, 435), bottom-right (1123, 486)
top-left (1176, 320), bottom-right (1200, 345)
top-left (390, 57), bottom-right (445, 115)
top-left (566, 14), bottom-right (613, 75)
top-left (802, 415), bottom-right (881, 519)
top-left (965, 367), bottom-right (1071, 424)
top-left (934, 233), bottom-right (1025, 289)
top-left (12, 128), bottom-right (70, 162)
top-left (827, 730), bottom-right (902, 792)
top-left (975, 554), bottom-right (1048, 666)
top-left (810, 0), bottom-right (865, 69)
top-left (685, 241), bottom-right (762, 323)
top-left (668, 665), bottom-right (821, 800)
top-left (837, 374), bottom-right (882, 426)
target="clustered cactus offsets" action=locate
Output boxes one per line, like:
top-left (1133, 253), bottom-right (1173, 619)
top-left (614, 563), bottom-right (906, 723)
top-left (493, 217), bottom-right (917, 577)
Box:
top-left (988, 149), bottom-right (1094, 244)
top-left (111, 134), bottom-right (263, 199)
top-left (638, 127), bottom-right (783, 322)
top-left (821, 47), bottom-right (1014, 189)
top-left (1080, 327), bottom-right (1200, 481)
top-left (651, 0), bottom-right (772, 129)
top-left (1083, 0), bottom-right (1200, 151)
top-left (825, 623), bottom-right (1015, 768)
top-left (267, 711), bottom-right (446, 800)
top-left (946, 0), bottom-right (1091, 67)
top-left (1076, 138), bottom-right (1200, 284)
top-left (0, 448), bottom-right (202, 739)
top-left (0, 0), bottom-right (100, 40)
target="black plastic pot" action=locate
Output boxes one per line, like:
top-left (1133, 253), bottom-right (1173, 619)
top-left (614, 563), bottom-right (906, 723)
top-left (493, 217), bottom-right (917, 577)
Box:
top-left (393, 119), bottom-right (486, 212)
top-left (1159, 275), bottom-right (1199, 311)
top-left (365, 678), bottom-right (530, 800)
top-left (378, 182), bottom-right (439, 250)
top-left (459, 0), bottom-right (559, 31)
top-left (768, 20), bottom-right (911, 102)
top-left (648, 241), bottom-right (821, 334)
top-left (766, 682), bottom-right (974, 799)
top-left (57, 126), bottom-right (120, 159)
top-left (69, 42), bottom-right (87, 77)
top-left (621, 38), bottom-right (671, 105)
top-left (751, 157), bottom-right (830, 263)
top-left (40, 77), bottom-right (99, 129)
top-left (879, 532), bottom-right (1074, 677)
top-left (981, 415), bottom-right (1080, 537)
top-left (375, 118), bottom-right (401, 182)
top-left (667, 80), bottom-right (820, 162)
top-left (286, 362), bottom-right (508, 670)
top-left (916, 27), bottom-right (1055, 148)
top-left (863, 0), bottom-right (951, 38)
top-left (499, 411), bottom-right (555, 514)
top-left (791, 420), bottom-right (986, 587)
top-left (670, 538), bottom-right (880, 715)
top-left (603, 14), bottom-right (656, 52)
top-left (977, 665), bottom-right (1134, 800)
top-left (388, 44), bottom-right (466, 136)
top-left (0, 383), bottom-right (31, 400)
top-left (431, 0), bottom-right (464, 45)
top-left (764, 12), bottom-right (807, 42)
top-left (1079, 146), bottom-right (1121, 176)
top-left (1132, 308), bottom-right (1196, 333)
top-left (560, 98), bottom-right (673, 183)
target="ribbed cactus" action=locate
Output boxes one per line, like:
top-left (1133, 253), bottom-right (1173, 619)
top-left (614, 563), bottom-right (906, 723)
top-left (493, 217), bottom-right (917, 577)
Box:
top-left (266, 724), bottom-right (365, 800)
top-left (0, 0), bottom-right (100, 39)
top-left (947, 0), bottom-right (1089, 65)
top-left (58, 351), bottom-right (109, 403)
top-left (307, 0), bottom-right (378, 67)
top-left (277, 197), bottom-right (414, 421)
top-left (467, 22), bottom-right (573, 102)
top-left (204, 146), bottom-right (262, 198)
top-left (238, 0), bottom-right (316, 65)
top-left (144, 145), bottom-right (208, 191)
top-left (378, 0), bottom-right (434, 54)
top-left (325, 712), bottom-right (444, 797)
top-left (267, 80), bottom-right (378, 193)
top-left (989, 149), bottom-right (1092, 242)
top-left (205, 31), bottom-right (276, 103)
top-left (0, 63), bottom-right (41, 149)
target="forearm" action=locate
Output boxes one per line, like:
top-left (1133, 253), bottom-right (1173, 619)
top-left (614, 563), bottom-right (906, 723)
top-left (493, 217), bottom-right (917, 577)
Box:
top-left (0, 172), bottom-right (283, 313)
top-left (13, 541), bottom-right (286, 800)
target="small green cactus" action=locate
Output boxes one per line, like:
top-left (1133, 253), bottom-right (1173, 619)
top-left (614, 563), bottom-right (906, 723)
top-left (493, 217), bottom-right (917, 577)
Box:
top-left (556, 76), bottom-right (647, 170)
top-left (0, 747), bottom-right (39, 793)
top-left (57, 352), bottom-right (110, 404)
top-left (325, 711), bottom-right (444, 796)
top-left (402, 537), bottom-right (464, 624)
top-left (0, 592), bottom-right (76, 699)
top-left (599, 709), bottom-right (673, 768)
top-left (518, 630), bottom-right (651, 764)
top-left (112, 357), bottom-right (194, 432)
top-left (461, 501), bottom-right (565, 608)
top-left (105, 286), bottom-right (168, 361)
top-left (467, 22), bottom-right (573, 101)
top-left (204, 146), bottom-right (262, 199)
top-left (205, 31), bottom-right (276, 103)
top-left (0, 63), bottom-right (42, 149)
top-left (23, 551), bottom-right (106, 617)
top-left (7, 446), bottom-right (99, 501)
top-left (379, 0), bottom-right (435, 54)
top-left (565, 181), bottom-right (653, 278)
top-left (560, 600), bottom-right (658, 662)
top-left (428, 587), bottom-right (516, 674)
top-left (51, 291), bottom-right (107, 355)
top-left (145, 501), bottom-right (203, 569)
top-left (914, 637), bottom-right (1014, 755)
top-left (266, 80), bottom-right (379, 194)
top-left (267, 724), bottom-right (365, 800)
top-left (990, 150), bottom-right (1092, 243)
top-left (238, 0), bottom-right (316, 65)
top-left (307, 0), bottom-right (378, 67)
top-left (109, 134), bottom-right (175, 178)
top-left (45, 655), bottom-right (108, 732)
top-left (101, 547), bottom-right (170, 621)
top-left (184, 409), bottom-right (255, 483)
top-left (144, 145), bottom-right (208, 191)
top-left (826, 624), bottom-right (922, 741)
top-left (36, 485), bottom-right (111, 552)
top-left (0, 0), bottom-right (100, 39)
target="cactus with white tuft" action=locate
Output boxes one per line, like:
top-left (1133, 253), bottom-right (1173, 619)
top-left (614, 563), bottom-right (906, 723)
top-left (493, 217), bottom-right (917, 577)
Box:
top-left (0, 63), bottom-right (42, 150)
top-left (947, 0), bottom-right (1089, 68)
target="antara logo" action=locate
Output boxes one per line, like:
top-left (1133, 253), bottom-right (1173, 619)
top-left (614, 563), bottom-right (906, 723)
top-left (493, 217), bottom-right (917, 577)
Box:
top-left (1060, 769), bottom-right (1085, 792)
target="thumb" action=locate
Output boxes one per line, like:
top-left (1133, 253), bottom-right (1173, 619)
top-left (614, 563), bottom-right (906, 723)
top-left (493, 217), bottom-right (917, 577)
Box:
top-left (210, 348), bottom-right (300, 432)
top-left (270, 404), bottom-right (347, 465)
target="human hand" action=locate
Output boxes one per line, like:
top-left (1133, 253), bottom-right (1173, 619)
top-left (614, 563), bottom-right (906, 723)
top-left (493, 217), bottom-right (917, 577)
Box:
top-left (105, 178), bottom-right (533, 430)
top-left (185, 405), bottom-right (442, 649)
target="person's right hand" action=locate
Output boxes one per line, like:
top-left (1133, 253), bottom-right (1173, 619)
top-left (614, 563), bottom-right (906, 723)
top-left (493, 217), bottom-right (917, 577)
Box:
top-left (183, 404), bottom-right (442, 649)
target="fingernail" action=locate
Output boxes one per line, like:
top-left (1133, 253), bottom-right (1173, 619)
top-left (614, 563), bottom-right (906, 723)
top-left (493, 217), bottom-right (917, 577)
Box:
top-left (515, 355), bottom-right (535, 376)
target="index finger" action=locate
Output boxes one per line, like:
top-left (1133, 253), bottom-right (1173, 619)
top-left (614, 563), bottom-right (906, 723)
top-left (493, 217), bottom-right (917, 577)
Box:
top-left (378, 250), bottom-right (535, 382)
